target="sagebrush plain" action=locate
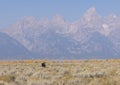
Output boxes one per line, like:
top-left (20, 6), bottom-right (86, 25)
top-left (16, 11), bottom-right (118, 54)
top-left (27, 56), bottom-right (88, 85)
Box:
top-left (0, 59), bottom-right (120, 85)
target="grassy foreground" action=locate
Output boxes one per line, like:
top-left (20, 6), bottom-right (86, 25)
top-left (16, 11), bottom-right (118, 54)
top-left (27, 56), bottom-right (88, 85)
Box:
top-left (0, 59), bottom-right (120, 85)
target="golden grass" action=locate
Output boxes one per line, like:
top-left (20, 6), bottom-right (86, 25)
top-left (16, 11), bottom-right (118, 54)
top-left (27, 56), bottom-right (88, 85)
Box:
top-left (0, 59), bottom-right (120, 85)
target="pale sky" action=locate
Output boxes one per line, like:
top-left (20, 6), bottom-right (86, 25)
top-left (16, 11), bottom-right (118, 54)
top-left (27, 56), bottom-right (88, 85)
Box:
top-left (0, 0), bottom-right (120, 28)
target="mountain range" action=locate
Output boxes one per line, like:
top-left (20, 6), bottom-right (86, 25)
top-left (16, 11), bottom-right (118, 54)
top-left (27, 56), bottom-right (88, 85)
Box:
top-left (0, 32), bottom-right (29, 59)
top-left (0, 7), bottom-right (120, 59)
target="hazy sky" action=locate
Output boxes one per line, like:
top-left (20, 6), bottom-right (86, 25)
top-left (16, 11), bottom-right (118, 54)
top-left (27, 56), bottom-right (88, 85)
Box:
top-left (0, 0), bottom-right (120, 28)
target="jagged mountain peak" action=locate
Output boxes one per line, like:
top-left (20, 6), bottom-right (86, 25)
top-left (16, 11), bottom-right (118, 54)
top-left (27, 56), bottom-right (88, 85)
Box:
top-left (51, 15), bottom-right (68, 32)
top-left (11, 16), bottom-right (37, 29)
top-left (52, 14), bottom-right (66, 24)
top-left (83, 7), bottom-right (100, 22)
top-left (1, 7), bottom-right (120, 59)
top-left (17, 16), bottom-right (37, 24)
top-left (85, 7), bottom-right (97, 15)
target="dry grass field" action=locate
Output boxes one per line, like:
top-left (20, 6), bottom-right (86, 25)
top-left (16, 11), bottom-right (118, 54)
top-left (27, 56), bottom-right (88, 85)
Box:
top-left (0, 59), bottom-right (120, 85)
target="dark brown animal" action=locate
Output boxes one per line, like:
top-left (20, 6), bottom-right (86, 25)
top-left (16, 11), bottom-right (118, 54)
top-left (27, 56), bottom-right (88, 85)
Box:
top-left (41, 62), bottom-right (46, 67)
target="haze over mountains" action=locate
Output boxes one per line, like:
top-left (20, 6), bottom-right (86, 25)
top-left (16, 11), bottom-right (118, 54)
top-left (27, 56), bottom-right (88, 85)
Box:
top-left (0, 7), bottom-right (120, 59)
top-left (0, 32), bottom-right (29, 59)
